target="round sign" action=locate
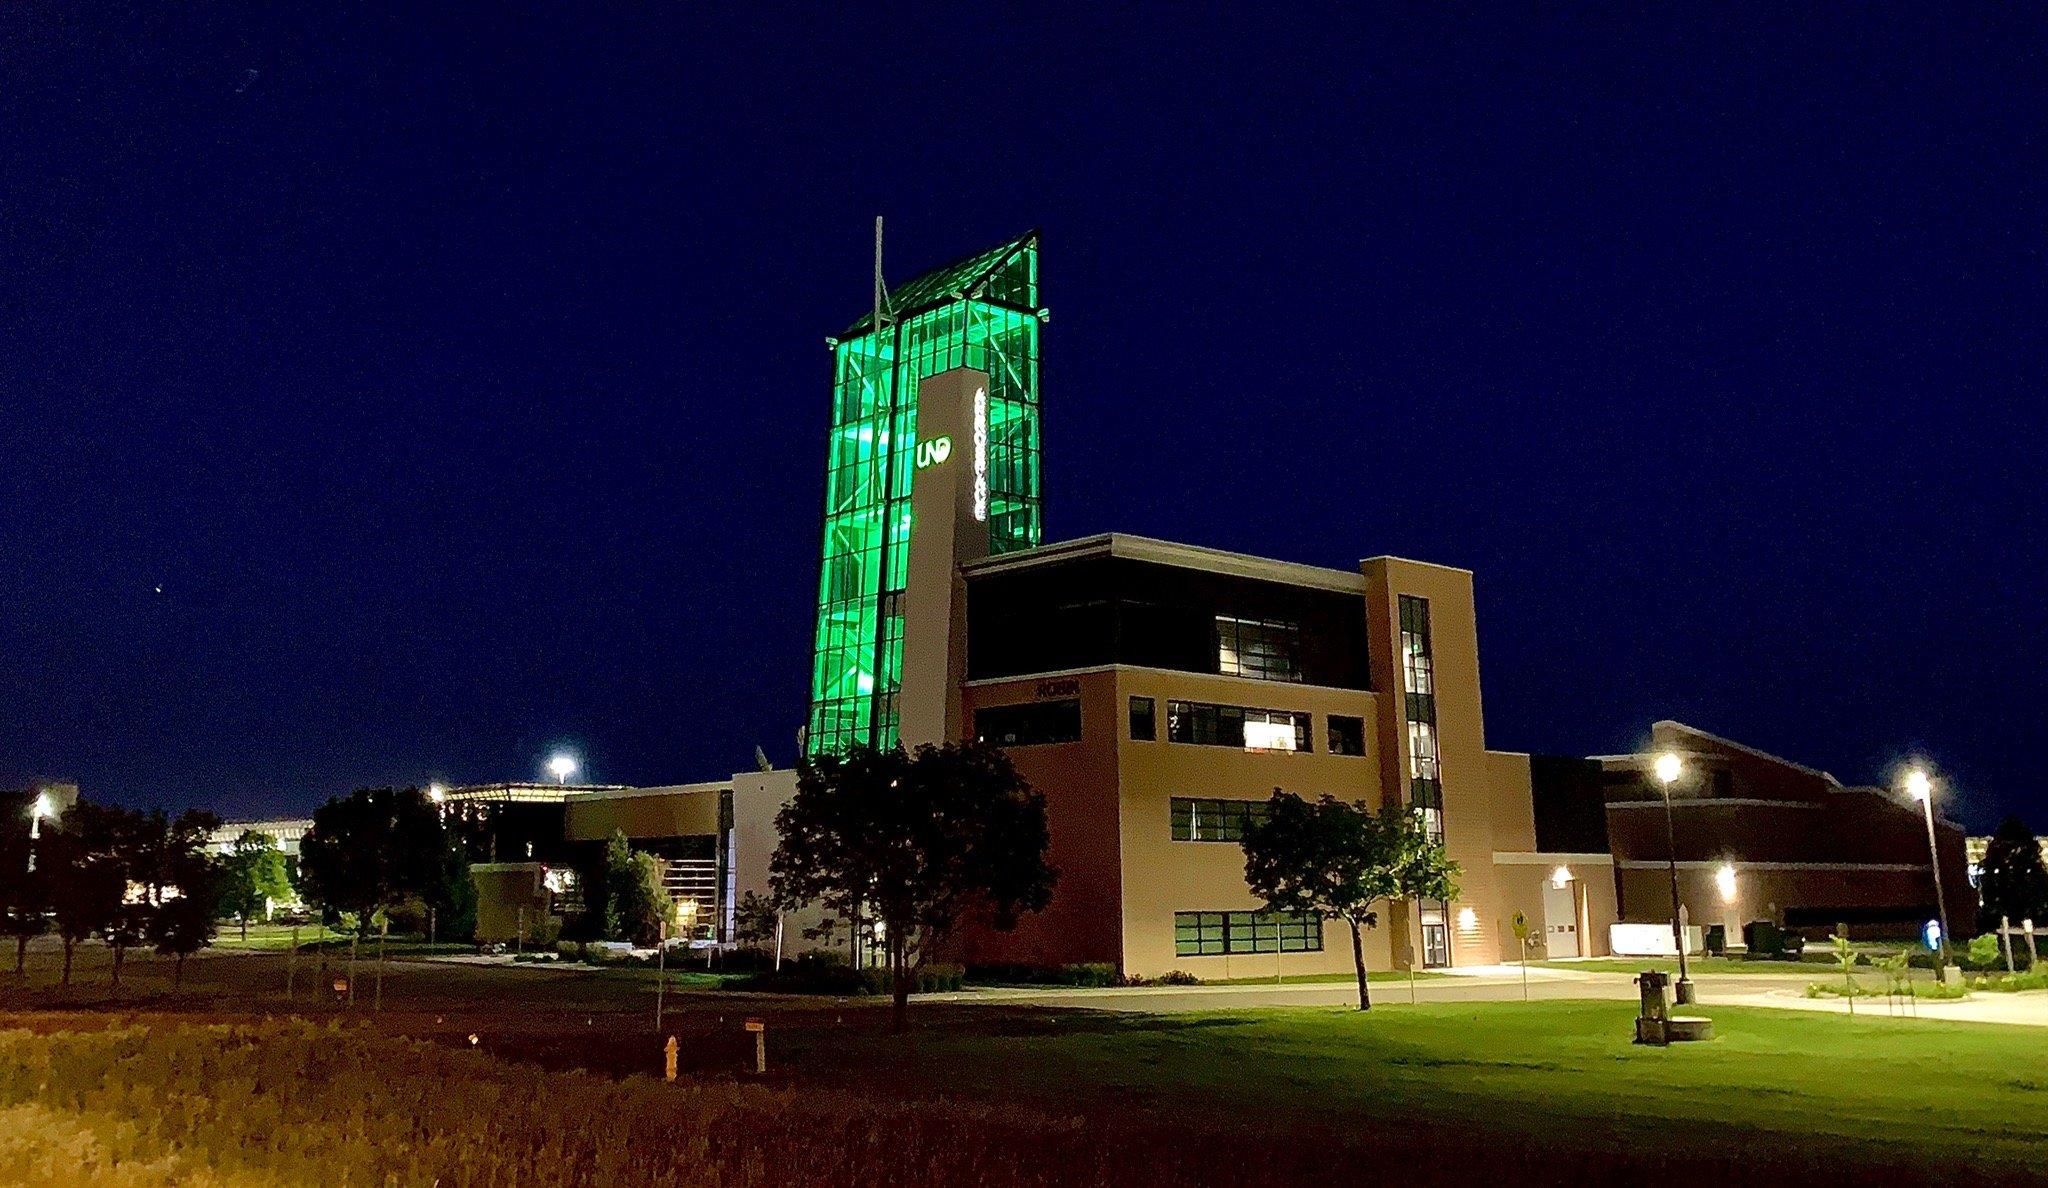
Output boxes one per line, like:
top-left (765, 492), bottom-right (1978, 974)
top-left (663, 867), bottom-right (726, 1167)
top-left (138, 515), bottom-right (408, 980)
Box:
top-left (1921, 919), bottom-right (1943, 951)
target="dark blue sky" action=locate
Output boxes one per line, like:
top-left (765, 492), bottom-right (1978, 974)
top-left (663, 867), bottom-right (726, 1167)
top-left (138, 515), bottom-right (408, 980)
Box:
top-left (4, 7), bottom-right (2042, 829)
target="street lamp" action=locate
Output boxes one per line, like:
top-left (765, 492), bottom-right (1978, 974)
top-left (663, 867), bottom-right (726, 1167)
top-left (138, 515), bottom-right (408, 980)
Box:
top-left (26, 791), bottom-right (54, 874)
top-left (1906, 768), bottom-right (1954, 980)
top-left (427, 782), bottom-right (447, 804)
top-left (547, 754), bottom-right (577, 786)
top-left (1653, 752), bottom-right (1695, 1004)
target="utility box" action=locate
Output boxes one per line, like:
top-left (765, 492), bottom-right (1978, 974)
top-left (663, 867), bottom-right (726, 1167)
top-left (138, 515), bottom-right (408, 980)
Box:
top-left (1634, 970), bottom-right (1672, 1045)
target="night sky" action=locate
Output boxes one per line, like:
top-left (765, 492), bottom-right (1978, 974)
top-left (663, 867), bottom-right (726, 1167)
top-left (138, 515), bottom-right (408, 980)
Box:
top-left (5, 7), bottom-right (2042, 829)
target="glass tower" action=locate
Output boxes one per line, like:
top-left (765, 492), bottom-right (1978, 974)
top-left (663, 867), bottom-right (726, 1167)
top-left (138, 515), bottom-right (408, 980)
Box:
top-left (806, 231), bottom-right (1045, 756)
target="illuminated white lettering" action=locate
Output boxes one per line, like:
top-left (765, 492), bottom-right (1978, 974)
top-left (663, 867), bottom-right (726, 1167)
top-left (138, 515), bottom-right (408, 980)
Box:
top-left (972, 387), bottom-right (988, 522)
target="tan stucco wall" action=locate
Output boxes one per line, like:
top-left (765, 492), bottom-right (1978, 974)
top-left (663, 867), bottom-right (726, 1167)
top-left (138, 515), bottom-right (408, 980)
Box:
top-left (565, 786), bottom-right (723, 843)
top-left (471, 862), bottom-right (549, 944)
top-left (1483, 750), bottom-right (1539, 853)
top-left (1492, 858), bottom-right (1618, 959)
top-left (1114, 667), bottom-right (1390, 980)
top-left (1362, 558), bottom-right (1504, 968)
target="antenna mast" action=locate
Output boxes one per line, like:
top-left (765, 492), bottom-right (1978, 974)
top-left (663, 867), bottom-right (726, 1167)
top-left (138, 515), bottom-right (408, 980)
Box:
top-left (873, 216), bottom-right (891, 330)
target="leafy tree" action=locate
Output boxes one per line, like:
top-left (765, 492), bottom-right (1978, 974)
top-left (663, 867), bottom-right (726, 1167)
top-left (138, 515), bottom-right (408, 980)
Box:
top-left (150, 852), bottom-right (221, 984)
top-left (771, 742), bottom-right (1056, 1032)
top-left (733, 890), bottom-right (778, 950)
top-left (299, 787), bottom-right (447, 989)
top-left (135, 810), bottom-right (222, 984)
top-left (44, 800), bottom-right (131, 987)
top-left (426, 839), bottom-right (477, 943)
top-left (1975, 816), bottom-right (2048, 936)
top-left (1243, 793), bottom-right (1461, 1011)
top-left (601, 831), bottom-right (672, 947)
top-left (219, 831), bottom-right (295, 940)
top-left (0, 790), bottom-right (52, 974)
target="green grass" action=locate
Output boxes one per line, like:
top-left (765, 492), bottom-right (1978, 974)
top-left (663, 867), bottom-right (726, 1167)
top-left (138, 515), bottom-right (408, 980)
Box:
top-left (796, 1000), bottom-right (2048, 1176)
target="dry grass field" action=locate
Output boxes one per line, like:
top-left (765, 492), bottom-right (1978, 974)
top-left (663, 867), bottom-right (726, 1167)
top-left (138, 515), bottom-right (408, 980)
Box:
top-left (2, 941), bottom-right (2045, 1185)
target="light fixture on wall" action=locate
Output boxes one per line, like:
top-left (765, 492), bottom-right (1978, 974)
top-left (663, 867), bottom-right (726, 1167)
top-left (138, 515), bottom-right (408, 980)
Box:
top-left (1456, 907), bottom-right (1479, 934)
top-left (1550, 865), bottom-right (1572, 890)
top-left (1715, 862), bottom-right (1738, 904)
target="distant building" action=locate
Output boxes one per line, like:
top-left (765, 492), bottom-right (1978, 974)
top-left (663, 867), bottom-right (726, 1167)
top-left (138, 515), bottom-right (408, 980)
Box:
top-left (1580, 721), bottom-right (1971, 942)
top-left (206, 818), bottom-right (312, 856)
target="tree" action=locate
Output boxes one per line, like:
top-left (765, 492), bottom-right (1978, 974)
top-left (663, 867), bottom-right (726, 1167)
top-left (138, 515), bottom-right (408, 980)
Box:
top-left (771, 742), bottom-right (1057, 1032)
top-left (44, 801), bottom-right (130, 988)
top-left (1976, 816), bottom-right (2048, 937)
top-left (219, 831), bottom-right (294, 940)
top-left (138, 810), bottom-right (222, 984)
top-left (299, 787), bottom-right (446, 991)
top-left (601, 831), bottom-right (672, 948)
top-left (1243, 793), bottom-right (1461, 1011)
top-left (0, 790), bottom-right (51, 974)
top-left (733, 890), bottom-right (778, 950)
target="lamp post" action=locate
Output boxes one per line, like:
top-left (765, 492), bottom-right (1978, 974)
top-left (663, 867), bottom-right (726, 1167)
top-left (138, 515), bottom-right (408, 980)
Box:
top-left (1906, 769), bottom-right (1954, 980)
top-left (547, 754), bottom-right (577, 786)
top-left (1654, 753), bottom-right (1695, 1005)
top-left (26, 791), bottom-right (54, 873)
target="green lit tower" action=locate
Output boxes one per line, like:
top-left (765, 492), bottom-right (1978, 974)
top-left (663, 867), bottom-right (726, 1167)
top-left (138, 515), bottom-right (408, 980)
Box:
top-left (806, 230), bottom-right (1045, 755)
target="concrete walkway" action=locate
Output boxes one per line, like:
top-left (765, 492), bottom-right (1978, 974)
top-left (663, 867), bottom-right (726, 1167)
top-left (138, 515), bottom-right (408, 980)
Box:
top-left (923, 965), bottom-right (2048, 1026)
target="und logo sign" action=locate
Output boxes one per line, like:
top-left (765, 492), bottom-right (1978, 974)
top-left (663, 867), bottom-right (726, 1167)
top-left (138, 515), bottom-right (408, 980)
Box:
top-left (914, 436), bottom-right (953, 470)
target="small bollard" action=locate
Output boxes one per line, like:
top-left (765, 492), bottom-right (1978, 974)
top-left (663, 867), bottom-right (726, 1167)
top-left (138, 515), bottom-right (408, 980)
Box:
top-left (664, 1035), bottom-right (678, 1083)
top-left (745, 1018), bottom-right (766, 1074)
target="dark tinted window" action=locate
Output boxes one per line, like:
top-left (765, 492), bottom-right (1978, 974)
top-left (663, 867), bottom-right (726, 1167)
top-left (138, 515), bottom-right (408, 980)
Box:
top-left (974, 699), bottom-right (1082, 747)
top-left (1129, 696), bottom-right (1156, 741)
top-left (1328, 715), bottom-right (1367, 756)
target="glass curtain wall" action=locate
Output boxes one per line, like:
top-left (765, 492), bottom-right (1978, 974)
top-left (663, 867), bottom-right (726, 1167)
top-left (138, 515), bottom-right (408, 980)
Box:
top-left (807, 234), bottom-right (1044, 755)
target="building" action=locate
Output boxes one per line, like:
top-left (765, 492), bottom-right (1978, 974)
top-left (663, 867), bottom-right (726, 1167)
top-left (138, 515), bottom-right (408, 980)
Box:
top-left (943, 533), bottom-right (1618, 976)
top-left (206, 817), bottom-right (312, 856)
top-left (462, 231), bottom-right (1969, 974)
top-left (1577, 722), bottom-right (1971, 944)
top-left (447, 780), bottom-right (750, 945)
top-left (806, 231), bottom-right (1046, 756)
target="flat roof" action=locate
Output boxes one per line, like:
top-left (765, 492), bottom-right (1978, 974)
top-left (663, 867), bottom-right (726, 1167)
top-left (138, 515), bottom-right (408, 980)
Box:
top-left (962, 532), bottom-right (1369, 595)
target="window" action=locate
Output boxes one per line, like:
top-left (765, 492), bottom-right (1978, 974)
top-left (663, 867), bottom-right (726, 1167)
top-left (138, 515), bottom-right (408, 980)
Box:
top-left (1328, 715), bottom-right (1366, 756)
top-left (1215, 616), bottom-right (1303, 683)
top-left (974, 699), bottom-right (1081, 746)
top-left (1174, 911), bottom-right (1323, 956)
top-left (1166, 701), bottom-right (1310, 752)
top-left (1398, 595), bottom-right (1443, 842)
top-left (1129, 696), bottom-right (1156, 741)
top-left (1170, 797), bottom-right (1269, 842)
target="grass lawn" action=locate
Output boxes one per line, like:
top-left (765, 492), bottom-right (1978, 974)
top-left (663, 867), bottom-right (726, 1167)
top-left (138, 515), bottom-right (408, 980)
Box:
top-left (786, 1000), bottom-right (2048, 1177)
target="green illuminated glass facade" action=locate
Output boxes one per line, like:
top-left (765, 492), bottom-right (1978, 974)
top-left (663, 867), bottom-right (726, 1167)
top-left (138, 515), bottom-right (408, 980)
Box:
top-left (807, 232), bottom-right (1045, 755)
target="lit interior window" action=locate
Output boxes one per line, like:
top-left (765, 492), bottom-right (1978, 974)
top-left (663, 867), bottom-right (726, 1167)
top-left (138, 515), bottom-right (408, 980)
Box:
top-left (1243, 716), bottom-right (1297, 752)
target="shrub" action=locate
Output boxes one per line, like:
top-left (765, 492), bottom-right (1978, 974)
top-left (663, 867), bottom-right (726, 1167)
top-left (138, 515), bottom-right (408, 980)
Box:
top-left (1155, 970), bottom-right (1201, 986)
top-left (963, 962), bottom-right (1121, 987)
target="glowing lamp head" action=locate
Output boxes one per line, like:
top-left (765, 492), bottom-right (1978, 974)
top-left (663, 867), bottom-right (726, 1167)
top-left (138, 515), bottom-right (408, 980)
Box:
top-left (1550, 865), bottom-right (1572, 890)
top-left (547, 754), bottom-right (578, 783)
top-left (30, 792), bottom-right (54, 820)
top-left (1905, 769), bottom-right (1932, 802)
top-left (428, 783), bottom-right (447, 804)
top-left (1715, 863), bottom-right (1738, 904)
top-left (1653, 753), bottom-right (1684, 786)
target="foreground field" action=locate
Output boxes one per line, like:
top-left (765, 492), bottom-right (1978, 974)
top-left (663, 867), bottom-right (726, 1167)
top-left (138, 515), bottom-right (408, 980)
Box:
top-left (2, 944), bottom-right (2046, 1184)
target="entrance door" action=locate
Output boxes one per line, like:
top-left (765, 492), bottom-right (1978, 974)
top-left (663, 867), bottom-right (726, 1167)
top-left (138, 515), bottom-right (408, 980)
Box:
top-left (1542, 881), bottom-right (1580, 959)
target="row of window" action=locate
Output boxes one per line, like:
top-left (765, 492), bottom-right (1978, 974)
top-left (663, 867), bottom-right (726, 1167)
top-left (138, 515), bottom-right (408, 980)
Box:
top-left (1169, 796), bottom-right (1269, 842)
top-left (1174, 911), bottom-right (1324, 956)
top-left (976, 695), bottom-right (1372, 755)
